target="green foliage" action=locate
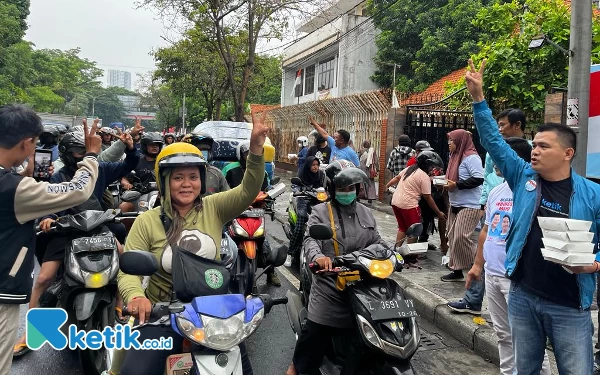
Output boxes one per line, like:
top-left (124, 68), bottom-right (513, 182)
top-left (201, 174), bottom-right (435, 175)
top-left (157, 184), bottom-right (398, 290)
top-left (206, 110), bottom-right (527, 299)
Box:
top-left (470, 0), bottom-right (600, 119)
top-left (25, 86), bottom-right (64, 112)
top-left (0, 2), bottom-right (23, 47)
top-left (247, 54), bottom-right (282, 105)
top-left (369, 0), bottom-right (498, 92)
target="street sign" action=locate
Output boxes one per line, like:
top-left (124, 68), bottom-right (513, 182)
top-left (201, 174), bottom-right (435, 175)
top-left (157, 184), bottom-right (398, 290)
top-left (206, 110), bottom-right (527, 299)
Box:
top-left (587, 65), bottom-right (600, 178)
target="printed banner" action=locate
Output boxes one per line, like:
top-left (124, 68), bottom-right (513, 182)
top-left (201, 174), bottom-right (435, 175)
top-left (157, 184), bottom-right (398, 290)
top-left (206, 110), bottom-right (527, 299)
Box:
top-left (588, 65), bottom-right (600, 178)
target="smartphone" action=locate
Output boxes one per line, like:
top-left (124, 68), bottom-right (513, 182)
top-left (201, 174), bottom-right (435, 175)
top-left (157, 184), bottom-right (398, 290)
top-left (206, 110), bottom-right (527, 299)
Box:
top-left (33, 149), bottom-right (53, 181)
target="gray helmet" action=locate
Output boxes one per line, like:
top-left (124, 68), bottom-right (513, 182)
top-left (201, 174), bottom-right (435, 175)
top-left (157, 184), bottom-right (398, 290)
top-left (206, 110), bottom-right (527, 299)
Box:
top-left (141, 132), bottom-right (164, 155)
top-left (325, 160), bottom-right (368, 189)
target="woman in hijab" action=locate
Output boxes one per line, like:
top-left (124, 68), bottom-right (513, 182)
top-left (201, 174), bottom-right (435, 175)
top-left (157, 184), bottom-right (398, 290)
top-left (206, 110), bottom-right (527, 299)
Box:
top-left (286, 156), bottom-right (327, 266)
top-left (441, 129), bottom-right (484, 282)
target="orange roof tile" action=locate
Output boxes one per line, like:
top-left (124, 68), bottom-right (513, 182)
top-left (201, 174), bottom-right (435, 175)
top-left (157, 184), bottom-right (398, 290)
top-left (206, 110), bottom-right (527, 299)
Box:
top-left (249, 104), bottom-right (280, 114)
top-left (401, 68), bottom-right (466, 105)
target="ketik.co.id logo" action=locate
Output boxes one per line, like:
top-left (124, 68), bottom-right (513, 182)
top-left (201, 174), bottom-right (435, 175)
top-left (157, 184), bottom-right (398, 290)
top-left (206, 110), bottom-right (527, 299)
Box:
top-left (26, 308), bottom-right (172, 350)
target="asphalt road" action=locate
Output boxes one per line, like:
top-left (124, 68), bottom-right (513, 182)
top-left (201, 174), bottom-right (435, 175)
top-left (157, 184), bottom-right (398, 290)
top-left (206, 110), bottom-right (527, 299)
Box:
top-left (10, 182), bottom-right (499, 374)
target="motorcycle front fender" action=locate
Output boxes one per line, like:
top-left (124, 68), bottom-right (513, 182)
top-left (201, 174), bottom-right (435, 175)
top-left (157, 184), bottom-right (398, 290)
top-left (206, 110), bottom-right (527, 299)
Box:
top-left (74, 289), bottom-right (113, 321)
top-left (192, 346), bottom-right (243, 375)
top-left (240, 241), bottom-right (257, 260)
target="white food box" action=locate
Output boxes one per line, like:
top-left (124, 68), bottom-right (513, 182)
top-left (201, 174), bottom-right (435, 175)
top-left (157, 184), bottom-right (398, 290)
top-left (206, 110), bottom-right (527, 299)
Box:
top-left (538, 217), bottom-right (592, 232)
top-left (433, 175), bottom-right (447, 186)
top-left (406, 242), bottom-right (428, 254)
top-left (541, 249), bottom-right (596, 266)
top-left (541, 238), bottom-right (596, 253)
top-left (541, 229), bottom-right (595, 243)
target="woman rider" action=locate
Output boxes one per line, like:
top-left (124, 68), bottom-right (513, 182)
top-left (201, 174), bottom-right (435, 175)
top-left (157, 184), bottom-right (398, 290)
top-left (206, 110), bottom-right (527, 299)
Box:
top-left (285, 156), bottom-right (327, 267)
top-left (116, 113), bottom-right (270, 375)
top-left (286, 160), bottom-right (389, 375)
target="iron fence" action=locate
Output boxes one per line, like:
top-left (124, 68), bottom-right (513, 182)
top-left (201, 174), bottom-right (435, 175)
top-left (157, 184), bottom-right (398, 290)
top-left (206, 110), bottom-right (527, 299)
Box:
top-left (266, 90), bottom-right (391, 165)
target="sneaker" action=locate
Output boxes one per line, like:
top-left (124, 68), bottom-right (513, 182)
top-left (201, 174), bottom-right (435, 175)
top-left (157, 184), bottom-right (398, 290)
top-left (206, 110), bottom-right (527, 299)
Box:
top-left (447, 299), bottom-right (481, 315)
top-left (441, 270), bottom-right (464, 282)
top-left (284, 254), bottom-right (293, 267)
top-left (267, 272), bottom-right (281, 287)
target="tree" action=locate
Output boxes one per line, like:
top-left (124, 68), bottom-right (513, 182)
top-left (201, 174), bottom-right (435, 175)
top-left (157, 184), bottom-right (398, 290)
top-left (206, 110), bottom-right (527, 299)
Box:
top-left (0, 1), bottom-right (23, 47)
top-left (369, 0), bottom-right (499, 92)
top-left (141, 0), bottom-right (321, 121)
top-left (246, 54), bottom-right (282, 105)
top-left (137, 72), bottom-right (180, 131)
top-left (469, 0), bottom-right (600, 117)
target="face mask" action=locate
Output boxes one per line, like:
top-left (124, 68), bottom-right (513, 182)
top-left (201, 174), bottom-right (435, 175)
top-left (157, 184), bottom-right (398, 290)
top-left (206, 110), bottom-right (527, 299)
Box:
top-left (335, 191), bottom-right (356, 205)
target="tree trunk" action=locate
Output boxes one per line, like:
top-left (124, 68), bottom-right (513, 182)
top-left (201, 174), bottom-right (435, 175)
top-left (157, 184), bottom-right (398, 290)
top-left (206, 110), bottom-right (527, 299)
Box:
top-left (214, 98), bottom-right (222, 120)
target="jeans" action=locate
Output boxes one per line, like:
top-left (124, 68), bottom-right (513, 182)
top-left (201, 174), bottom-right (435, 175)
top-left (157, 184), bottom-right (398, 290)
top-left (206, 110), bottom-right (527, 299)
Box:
top-left (486, 275), bottom-right (550, 375)
top-left (508, 281), bottom-right (593, 375)
top-left (464, 269), bottom-right (485, 310)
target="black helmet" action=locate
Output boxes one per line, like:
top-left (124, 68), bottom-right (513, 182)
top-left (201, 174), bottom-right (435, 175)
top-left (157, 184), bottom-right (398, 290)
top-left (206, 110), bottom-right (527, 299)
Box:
top-left (59, 132), bottom-right (86, 167)
top-left (325, 160), bottom-right (368, 190)
top-left (40, 124), bottom-right (60, 146)
top-left (141, 132), bottom-right (164, 155)
top-left (415, 140), bottom-right (434, 152)
top-left (188, 132), bottom-right (215, 161)
top-left (55, 124), bottom-right (68, 135)
top-left (416, 150), bottom-right (444, 175)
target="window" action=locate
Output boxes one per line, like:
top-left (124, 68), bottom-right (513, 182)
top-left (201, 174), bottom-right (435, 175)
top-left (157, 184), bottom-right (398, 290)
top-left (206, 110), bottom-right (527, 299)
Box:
top-left (318, 57), bottom-right (336, 91)
top-left (304, 65), bottom-right (315, 95)
top-left (294, 69), bottom-right (304, 98)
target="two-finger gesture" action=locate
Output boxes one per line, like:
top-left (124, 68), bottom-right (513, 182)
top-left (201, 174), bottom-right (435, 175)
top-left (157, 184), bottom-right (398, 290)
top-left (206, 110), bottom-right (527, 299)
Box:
top-left (116, 129), bottom-right (134, 149)
top-left (83, 118), bottom-right (102, 155)
top-left (250, 111), bottom-right (270, 155)
top-left (465, 58), bottom-right (486, 102)
top-left (131, 117), bottom-right (145, 136)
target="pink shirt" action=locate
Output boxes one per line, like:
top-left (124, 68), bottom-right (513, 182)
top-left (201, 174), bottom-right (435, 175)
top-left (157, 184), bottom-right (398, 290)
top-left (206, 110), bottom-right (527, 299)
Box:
top-left (391, 168), bottom-right (431, 209)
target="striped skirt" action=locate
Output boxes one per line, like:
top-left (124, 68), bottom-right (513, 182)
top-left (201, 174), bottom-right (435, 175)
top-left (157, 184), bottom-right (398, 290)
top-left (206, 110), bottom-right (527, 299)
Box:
top-left (447, 206), bottom-right (481, 270)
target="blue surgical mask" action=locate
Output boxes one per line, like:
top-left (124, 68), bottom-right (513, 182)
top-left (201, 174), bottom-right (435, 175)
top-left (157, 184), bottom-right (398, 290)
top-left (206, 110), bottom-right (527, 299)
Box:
top-left (335, 191), bottom-right (356, 205)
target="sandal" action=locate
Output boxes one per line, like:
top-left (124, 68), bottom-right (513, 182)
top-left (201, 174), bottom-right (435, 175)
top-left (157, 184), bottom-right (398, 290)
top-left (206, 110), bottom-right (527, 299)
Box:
top-left (115, 306), bottom-right (130, 325)
top-left (13, 343), bottom-right (31, 357)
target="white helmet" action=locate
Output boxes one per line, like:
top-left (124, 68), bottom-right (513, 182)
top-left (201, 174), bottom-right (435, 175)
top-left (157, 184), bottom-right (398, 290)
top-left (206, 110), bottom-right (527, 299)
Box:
top-left (297, 136), bottom-right (308, 148)
top-left (236, 140), bottom-right (251, 161)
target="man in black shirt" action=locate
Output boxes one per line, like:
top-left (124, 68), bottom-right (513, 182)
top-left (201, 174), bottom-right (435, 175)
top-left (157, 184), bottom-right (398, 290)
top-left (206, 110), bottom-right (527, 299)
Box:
top-left (467, 58), bottom-right (600, 375)
top-left (306, 134), bottom-right (331, 165)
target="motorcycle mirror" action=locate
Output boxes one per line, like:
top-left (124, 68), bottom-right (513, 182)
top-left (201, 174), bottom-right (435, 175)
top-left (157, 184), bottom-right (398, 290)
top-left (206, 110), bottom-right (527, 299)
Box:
top-left (120, 250), bottom-right (159, 276)
top-left (291, 177), bottom-right (302, 186)
top-left (271, 176), bottom-right (281, 185)
top-left (268, 244), bottom-right (289, 267)
top-left (309, 224), bottom-right (333, 240)
top-left (405, 223), bottom-right (423, 238)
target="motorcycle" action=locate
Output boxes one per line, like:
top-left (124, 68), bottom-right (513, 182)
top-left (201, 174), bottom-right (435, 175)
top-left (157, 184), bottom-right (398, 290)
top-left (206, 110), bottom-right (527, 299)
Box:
top-left (120, 171), bottom-right (160, 213)
top-left (120, 247), bottom-right (288, 375)
top-left (38, 209), bottom-right (139, 375)
top-left (285, 223), bottom-right (422, 374)
top-left (227, 182), bottom-right (286, 295)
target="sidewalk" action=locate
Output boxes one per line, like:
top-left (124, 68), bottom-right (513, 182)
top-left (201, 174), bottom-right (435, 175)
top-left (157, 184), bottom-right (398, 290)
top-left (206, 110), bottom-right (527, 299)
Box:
top-left (275, 168), bottom-right (598, 370)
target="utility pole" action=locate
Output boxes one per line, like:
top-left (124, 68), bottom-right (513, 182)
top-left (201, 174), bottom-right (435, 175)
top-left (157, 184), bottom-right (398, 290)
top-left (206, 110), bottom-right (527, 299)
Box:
top-left (91, 97), bottom-right (96, 118)
top-left (567, 0), bottom-right (593, 176)
top-left (182, 93), bottom-right (186, 134)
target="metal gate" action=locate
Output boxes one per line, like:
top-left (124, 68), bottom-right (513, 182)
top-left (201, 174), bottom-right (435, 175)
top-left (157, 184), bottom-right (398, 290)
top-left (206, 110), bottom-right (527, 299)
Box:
top-left (404, 88), bottom-right (486, 165)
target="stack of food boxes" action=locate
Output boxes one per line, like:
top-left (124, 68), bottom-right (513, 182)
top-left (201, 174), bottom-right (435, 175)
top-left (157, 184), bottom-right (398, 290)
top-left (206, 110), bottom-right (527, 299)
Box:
top-left (539, 218), bottom-right (596, 266)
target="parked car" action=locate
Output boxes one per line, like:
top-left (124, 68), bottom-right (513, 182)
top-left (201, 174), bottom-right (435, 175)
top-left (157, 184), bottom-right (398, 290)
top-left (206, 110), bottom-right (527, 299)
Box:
top-left (191, 121), bottom-right (276, 180)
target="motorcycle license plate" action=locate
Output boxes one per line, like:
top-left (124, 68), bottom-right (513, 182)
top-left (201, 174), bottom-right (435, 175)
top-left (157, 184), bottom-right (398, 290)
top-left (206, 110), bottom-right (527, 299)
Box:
top-left (357, 294), bottom-right (418, 321)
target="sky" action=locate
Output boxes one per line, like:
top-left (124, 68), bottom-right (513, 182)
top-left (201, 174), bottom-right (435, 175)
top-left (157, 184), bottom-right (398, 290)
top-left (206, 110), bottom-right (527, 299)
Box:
top-left (24, 0), bottom-right (291, 91)
top-left (25, 0), bottom-right (172, 90)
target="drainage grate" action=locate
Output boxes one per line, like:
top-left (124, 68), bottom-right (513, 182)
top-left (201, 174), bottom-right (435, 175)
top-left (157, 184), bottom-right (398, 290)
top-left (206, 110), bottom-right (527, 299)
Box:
top-left (418, 332), bottom-right (447, 351)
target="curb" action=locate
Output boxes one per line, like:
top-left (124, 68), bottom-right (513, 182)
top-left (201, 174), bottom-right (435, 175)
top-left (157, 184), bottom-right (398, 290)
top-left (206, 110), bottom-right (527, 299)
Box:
top-left (391, 273), bottom-right (500, 365)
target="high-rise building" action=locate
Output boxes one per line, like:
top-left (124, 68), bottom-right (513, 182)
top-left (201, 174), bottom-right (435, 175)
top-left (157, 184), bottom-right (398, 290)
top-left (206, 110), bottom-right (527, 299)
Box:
top-left (107, 70), bottom-right (132, 90)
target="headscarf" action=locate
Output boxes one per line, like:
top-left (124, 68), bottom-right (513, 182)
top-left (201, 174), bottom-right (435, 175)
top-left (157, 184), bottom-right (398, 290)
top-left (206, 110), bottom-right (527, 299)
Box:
top-left (299, 156), bottom-right (325, 188)
top-left (446, 129), bottom-right (479, 182)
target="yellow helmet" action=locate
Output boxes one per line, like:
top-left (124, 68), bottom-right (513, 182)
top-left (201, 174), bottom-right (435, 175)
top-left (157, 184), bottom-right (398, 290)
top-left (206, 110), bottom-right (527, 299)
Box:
top-left (155, 143), bottom-right (208, 195)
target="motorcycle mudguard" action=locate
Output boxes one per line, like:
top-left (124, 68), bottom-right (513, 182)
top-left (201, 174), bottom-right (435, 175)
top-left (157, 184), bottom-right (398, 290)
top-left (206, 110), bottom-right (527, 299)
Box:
top-left (193, 346), bottom-right (242, 375)
top-left (285, 290), bottom-right (306, 335)
top-left (74, 289), bottom-right (113, 321)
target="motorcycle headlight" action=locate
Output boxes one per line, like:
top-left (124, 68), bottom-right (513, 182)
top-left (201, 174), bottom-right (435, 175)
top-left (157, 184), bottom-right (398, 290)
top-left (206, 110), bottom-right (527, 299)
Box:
top-left (316, 192), bottom-right (328, 201)
top-left (358, 256), bottom-right (394, 279)
top-left (82, 268), bottom-right (110, 288)
top-left (253, 222), bottom-right (265, 237)
top-left (231, 221), bottom-right (249, 237)
top-left (176, 316), bottom-right (206, 343)
top-left (202, 311), bottom-right (245, 350)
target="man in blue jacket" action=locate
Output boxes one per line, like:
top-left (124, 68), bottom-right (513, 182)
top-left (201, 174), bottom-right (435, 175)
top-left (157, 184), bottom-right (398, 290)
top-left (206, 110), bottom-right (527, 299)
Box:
top-left (466, 58), bottom-right (600, 375)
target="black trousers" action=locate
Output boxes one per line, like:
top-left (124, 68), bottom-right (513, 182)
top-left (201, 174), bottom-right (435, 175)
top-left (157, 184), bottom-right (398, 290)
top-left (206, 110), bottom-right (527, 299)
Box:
top-left (289, 198), bottom-right (310, 256)
top-left (120, 323), bottom-right (253, 375)
top-left (292, 319), bottom-right (356, 374)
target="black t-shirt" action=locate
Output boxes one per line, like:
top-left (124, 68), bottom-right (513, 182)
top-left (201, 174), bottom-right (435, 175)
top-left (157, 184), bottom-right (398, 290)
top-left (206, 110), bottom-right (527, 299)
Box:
top-left (131, 156), bottom-right (156, 185)
top-left (307, 145), bottom-right (331, 165)
top-left (512, 177), bottom-right (580, 308)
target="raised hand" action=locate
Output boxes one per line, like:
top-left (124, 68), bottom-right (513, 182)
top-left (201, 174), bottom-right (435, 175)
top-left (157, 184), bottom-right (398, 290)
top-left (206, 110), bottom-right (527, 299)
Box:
top-left (115, 129), bottom-right (134, 149)
top-left (465, 58), bottom-right (486, 103)
top-left (130, 117), bottom-right (145, 136)
top-left (83, 118), bottom-right (102, 155)
top-left (250, 111), bottom-right (270, 155)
